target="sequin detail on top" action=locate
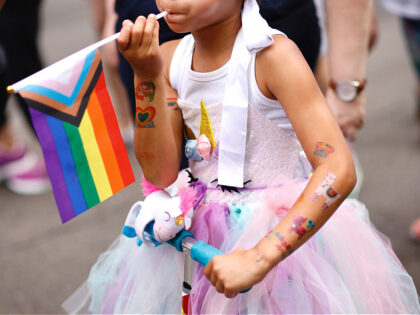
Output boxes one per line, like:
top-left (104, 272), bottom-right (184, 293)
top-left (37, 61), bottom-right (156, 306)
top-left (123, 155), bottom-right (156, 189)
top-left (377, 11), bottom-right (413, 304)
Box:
top-left (179, 100), bottom-right (301, 205)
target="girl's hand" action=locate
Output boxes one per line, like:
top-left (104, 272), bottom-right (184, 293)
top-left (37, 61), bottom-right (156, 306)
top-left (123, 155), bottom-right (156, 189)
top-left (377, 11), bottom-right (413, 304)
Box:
top-left (203, 248), bottom-right (271, 298)
top-left (117, 14), bottom-right (163, 79)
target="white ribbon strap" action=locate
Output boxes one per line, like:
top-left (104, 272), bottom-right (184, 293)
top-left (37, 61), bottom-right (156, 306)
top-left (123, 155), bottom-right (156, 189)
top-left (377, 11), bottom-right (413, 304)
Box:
top-left (218, 30), bottom-right (250, 187)
top-left (217, 0), bottom-right (280, 187)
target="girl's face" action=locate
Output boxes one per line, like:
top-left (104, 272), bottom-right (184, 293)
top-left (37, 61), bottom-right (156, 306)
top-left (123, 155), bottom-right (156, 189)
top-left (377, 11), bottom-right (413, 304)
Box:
top-left (156, 0), bottom-right (242, 33)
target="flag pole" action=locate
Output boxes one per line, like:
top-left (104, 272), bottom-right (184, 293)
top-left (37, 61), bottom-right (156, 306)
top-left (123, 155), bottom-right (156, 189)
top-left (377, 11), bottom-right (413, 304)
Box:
top-left (6, 11), bottom-right (168, 94)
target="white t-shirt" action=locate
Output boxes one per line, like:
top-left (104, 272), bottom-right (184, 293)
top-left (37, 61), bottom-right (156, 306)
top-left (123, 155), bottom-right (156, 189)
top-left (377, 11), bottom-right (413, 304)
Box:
top-left (381, 0), bottom-right (420, 19)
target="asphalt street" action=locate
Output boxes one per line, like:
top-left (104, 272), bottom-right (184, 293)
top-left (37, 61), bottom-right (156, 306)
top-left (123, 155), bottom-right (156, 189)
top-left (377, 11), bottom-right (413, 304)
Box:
top-left (0, 0), bottom-right (419, 313)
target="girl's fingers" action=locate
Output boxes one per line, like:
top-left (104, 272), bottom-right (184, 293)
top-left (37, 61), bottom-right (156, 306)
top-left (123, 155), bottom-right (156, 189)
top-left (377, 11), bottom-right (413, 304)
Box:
top-left (215, 280), bottom-right (225, 294)
top-left (141, 14), bottom-right (158, 50)
top-left (210, 272), bottom-right (217, 286)
top-left (118, 20), bottom-right (133, 51)
top-left (131, 16), bottom-right (147, 48)
top-left (151, 16), bottom-right (160, 51)
top-left (203, 262), bottom-right (212, 280)
top-left (224, 289), bottom-right (238, 299)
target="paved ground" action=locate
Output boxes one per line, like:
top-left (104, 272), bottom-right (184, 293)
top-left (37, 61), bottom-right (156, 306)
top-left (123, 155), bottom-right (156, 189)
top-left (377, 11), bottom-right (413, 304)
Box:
top-left (0, 0), bottom-right (419, 313)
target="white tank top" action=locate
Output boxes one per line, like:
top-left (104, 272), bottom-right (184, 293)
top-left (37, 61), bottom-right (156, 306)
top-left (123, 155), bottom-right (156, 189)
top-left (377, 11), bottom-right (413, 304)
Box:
top-left (169, 30), bottom-right (312, 183)
top-left (169, 32), bottom-right (295, 135)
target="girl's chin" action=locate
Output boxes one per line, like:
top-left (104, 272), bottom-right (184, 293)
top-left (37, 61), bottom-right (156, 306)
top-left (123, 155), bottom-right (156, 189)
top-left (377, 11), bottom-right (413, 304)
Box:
top-left (166, 23), bottom-right (188, 34)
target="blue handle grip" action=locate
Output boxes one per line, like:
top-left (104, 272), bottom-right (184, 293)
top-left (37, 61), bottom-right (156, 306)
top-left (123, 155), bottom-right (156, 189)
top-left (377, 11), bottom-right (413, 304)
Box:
top-left (143, 222), bottom-right (251, 293)
top-left (190, 240), bottom-right (224, 267)
top-left (190, 240), bottom-right (251, 293)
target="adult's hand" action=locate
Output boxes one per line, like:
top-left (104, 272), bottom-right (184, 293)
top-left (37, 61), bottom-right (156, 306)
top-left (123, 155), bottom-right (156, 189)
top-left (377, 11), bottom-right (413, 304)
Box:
top-left (325, 0), bottom-right (373, 139)
top-left (326, 88), bottom-right (366, 140)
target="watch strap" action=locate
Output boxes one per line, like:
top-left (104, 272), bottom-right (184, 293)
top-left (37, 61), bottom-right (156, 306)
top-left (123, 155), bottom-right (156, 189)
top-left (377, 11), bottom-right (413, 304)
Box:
top-left (329, 79), bottom-right (367, 94)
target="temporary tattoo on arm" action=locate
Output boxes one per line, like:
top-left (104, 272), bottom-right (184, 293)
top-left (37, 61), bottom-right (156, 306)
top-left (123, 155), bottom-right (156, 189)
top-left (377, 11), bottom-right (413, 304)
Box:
top-left (167, 97), bottom-right (179, 110)
top-left (310, 172), bottom-right (342, 210)
top-left (314, 141), bottom-right (335, 158)
top-left (266, 229), bottom-right (297, 259)
top-left (256, 255), bottom-right (263, 263)
top-left (135, 81), bottom-right (155, 102)
top-left (307, 219), bottom-right (315, 229)
top-left (294, 193), bottom-right (305, 206)
top-left (273, 232), bottom-right (293, 259)
top-left (138, 152), bottom-right (156, 159)
top-left (287, 214), bottom-right (315, 239)
top-left (135, 106), bottom-right (156, 128)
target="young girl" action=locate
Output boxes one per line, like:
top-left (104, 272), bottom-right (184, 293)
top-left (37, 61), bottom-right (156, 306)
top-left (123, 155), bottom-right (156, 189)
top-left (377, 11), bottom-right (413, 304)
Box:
top-left (67, 0), bottom-right (420, 313)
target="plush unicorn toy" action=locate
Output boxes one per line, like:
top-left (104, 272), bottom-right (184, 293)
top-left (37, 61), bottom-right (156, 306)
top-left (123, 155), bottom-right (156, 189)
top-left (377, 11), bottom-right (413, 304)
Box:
top-left (122, 177), bottom-right (198, 245)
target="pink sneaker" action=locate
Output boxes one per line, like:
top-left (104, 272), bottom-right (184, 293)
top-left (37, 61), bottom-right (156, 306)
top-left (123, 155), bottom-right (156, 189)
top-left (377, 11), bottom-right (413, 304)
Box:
top-left (3, 151), bottom-right (51, 195)
top-left (0, 142), bottom-right (26, 181)
top-left (409, 218), bottom-right (420, 243)
top-left (0, 142), bottom-right (26, 169)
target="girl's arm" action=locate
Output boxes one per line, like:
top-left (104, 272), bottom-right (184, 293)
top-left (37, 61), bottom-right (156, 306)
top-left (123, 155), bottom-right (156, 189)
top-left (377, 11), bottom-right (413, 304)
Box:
top-left (118, 15), bottom-right (183, 188)
top-left (204, 36), bottom-right (356, 298)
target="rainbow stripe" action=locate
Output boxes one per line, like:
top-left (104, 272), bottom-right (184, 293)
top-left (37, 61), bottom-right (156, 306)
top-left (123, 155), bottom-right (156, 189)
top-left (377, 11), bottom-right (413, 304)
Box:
top-left (18, 49), bottom-right (135, 222)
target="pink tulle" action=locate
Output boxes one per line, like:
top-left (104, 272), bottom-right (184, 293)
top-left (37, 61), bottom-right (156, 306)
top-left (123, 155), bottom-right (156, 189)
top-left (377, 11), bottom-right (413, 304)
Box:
top-left (186, 177), bottom-right (419, 314)
top-left (264, 174), bottom-right (307, 216)
top-left (141, 177), bottom-right (162, 196)
top-left (191, 202), bottom-right (230, 248)
top-left (70, 177), bottom-right (420, 314)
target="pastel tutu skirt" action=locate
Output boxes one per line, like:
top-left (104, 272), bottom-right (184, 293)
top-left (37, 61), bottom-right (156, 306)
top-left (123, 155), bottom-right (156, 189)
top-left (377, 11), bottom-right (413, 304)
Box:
top-left (63, 177), bottom-right (420, 314)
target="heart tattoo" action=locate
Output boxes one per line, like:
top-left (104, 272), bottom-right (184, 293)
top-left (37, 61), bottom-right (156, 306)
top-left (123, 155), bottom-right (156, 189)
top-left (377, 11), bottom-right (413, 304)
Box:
top-left (136, 106), bottom-right (156, 128)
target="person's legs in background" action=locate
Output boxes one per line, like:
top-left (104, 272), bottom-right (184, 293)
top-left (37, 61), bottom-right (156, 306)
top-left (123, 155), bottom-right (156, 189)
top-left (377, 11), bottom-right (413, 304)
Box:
top-left (400, 17), bottom-right (420, 242)
top-left (0, 0), bottom-right (50, 195)
top-left (88, 0), bottom-right (134, 144)
top-left (401, 17), bottom-right (420, 121)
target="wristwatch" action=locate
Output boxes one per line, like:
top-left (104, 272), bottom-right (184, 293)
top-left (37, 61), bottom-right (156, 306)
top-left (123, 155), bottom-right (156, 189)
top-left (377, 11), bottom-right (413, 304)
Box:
top-left (329, 79), bottom-right (367, 102)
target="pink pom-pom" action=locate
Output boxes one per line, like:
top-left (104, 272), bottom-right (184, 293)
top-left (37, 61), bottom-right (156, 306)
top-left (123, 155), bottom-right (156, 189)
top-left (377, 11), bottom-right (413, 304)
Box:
top-left (179, 186), bottom-right (198, 216)
top-left (141, 177), bottom-right (162, 196)
top-left (196, 134), bottom-right (212, 160)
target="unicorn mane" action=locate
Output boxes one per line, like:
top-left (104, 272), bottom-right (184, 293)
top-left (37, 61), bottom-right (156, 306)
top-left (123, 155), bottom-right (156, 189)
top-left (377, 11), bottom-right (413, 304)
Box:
top-left (179, 186), bottom-right (197, 216)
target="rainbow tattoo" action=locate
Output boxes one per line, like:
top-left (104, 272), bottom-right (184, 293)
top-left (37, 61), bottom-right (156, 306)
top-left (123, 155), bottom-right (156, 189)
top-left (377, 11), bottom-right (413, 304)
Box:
top-left (135, 81), bottom-right (155, 102)
top-left (314, 141), bottom-right (335, 158)
top-left (167, 97), bottom-right (179, 110)
top-left (135, 106), bottom-right (156, 128)
top-left (310, 172), bottom-right (342, 210)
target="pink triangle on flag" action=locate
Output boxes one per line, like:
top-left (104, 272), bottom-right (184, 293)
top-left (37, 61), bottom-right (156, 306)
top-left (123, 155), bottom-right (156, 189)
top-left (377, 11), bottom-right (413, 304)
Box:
top-left (40, 56), bottom-right (84, 97)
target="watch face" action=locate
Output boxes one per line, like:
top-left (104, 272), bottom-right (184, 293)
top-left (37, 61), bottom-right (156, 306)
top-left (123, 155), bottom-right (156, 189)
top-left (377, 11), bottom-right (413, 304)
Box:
top-left (336, 81), bottom-right (357, 102)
